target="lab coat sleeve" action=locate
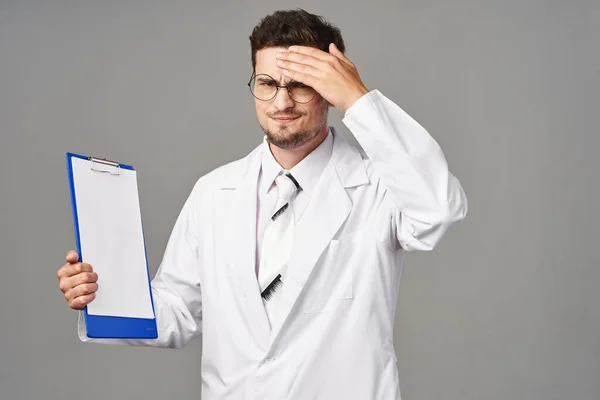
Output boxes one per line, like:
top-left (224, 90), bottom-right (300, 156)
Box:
top-left (342, 90), bottom-right (468, 251)
top-left (78, 181), bottom-right (204, 348)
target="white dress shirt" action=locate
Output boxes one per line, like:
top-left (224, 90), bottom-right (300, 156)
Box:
top-left (255, 131), bottom-right (333, 275)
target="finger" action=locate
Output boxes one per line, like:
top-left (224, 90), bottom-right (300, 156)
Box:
top-left (287, 45), bottom-right (355, 70)
top-left (276, 58), bottom-right (324, 79)
top-left (281, 69), bottom-right (317, 87)
top-left (71, 270), bottom-right (99, 286)
top-left (287, 45), bottom-right (333, 62)
top-left (69, 293), bottom-right (96, 310)
top-left (277, 51), bottom-right (330, 71)
top-left (57, 262), bottom-right (93, 279)
top-left (65, 282), bottom-right (99, 302)
top-left (329, 43), bottom-right (354, 67)
top-left (65, 250), bottom-right (79, 264)
top-left (59, 270), bottom-right (98, 293)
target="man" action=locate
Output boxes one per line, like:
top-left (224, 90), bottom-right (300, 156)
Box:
top-left (57, 9), bottom-right (467, 400)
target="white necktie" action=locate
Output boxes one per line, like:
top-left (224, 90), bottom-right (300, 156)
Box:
top-left (258, 172), bottom-right (300, 327)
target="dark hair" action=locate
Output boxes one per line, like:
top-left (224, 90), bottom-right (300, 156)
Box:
top-left (249, 9), bottom-right (345, 71)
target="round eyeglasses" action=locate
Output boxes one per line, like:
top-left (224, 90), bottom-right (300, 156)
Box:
top-left (247, 73), bottom-right (316, 104)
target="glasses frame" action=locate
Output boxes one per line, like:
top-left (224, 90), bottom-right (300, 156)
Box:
top-left (247, 73), bottom-right (316, 104)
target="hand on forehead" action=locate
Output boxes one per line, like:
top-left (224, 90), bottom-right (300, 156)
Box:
top-left (255, 46), bottom-right (295, 82)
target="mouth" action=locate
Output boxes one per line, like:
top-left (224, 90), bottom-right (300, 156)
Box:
top-left (271, 115), bottom-right (300, 124)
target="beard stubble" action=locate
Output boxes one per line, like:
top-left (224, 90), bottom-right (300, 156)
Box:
top-left (261, 106), bottom-right (329, 150)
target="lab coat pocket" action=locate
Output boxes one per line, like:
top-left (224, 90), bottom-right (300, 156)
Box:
top-left (301, 236), bottom-right (355, 313)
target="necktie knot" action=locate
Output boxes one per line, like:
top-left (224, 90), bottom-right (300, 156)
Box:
top-left (275, 173), bottom-right (300, 202)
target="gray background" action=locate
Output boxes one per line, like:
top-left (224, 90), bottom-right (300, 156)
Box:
top-left (1, 0), bottom-right (598, 399)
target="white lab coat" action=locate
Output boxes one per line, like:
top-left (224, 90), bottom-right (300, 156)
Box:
top-left (79, 90), bottom-right (468, 399)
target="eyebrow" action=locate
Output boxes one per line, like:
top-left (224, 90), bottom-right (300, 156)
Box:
top-left (256, 76), bottom-right (276, 83)
top-left (256, 73), bottom-right (291, 84)
top-left (288, 81), bottom-right (308, 87)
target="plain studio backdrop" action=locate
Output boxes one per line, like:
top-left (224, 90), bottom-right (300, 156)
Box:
top-left (1, 1), bottom-right (598, 399)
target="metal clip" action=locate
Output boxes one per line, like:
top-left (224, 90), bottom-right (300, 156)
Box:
top-left (89, 157), bottom-right (120, 176)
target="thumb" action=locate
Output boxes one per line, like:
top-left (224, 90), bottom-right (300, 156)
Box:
top-left (329, 43), bottom-right (351, 65)
top-left (66, 250), bottom-right (79, 263)
top-left (329, 42), bottom-right (342, 56)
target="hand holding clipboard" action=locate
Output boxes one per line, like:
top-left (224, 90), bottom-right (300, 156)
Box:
top-left (57, 250), bottom-right (98, 309)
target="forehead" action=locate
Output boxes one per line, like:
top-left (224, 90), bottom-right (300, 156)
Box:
top-left (255, 46), bottom-right (288, 80)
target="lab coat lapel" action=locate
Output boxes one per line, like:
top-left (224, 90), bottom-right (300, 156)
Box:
top-left (221, 147), bottom-right (271, 349)
top-left (270, 131), bottom-right (360, 339)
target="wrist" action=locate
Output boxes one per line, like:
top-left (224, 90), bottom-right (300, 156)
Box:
top-left (342, 86), bottom-right (370, 113)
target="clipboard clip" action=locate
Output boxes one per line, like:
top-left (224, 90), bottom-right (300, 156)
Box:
top-left (89, 157), bottom-right (121, 176)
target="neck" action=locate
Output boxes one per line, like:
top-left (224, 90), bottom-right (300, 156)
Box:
top-left (269, 126), bottom-right (329, 170)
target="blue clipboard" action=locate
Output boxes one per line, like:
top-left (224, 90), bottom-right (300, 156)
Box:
top-left (66, 152), bottom-right (158, 339)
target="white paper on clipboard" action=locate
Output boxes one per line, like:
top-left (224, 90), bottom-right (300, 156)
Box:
top-left (70, 157), bottom-right (154, 319)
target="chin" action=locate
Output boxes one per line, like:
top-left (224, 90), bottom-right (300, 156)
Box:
top-left (264, 126), bottom-right (317, 150)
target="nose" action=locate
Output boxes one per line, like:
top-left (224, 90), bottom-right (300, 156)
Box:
top-left (273, 83), bottom-right (295, 111)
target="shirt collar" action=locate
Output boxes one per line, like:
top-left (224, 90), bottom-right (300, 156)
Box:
top-left (260, 128), bottom-right (334, 197)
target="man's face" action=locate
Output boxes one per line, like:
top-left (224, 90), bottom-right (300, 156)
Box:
top-left (253, 46), bottom-right (329, 150)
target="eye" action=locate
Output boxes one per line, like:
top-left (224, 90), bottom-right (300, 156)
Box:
top-left (258, 80), bottom-right (276, 87)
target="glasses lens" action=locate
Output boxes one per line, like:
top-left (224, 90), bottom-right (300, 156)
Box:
top-left (288, 81), bottom-right (316, 103)
top-left (248, 74), bottom-right (316, 103)
top-left (250, 74), bottom-right (277, 101)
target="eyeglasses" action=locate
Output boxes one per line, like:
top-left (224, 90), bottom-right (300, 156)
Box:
top-left (247, 73), bottom-right (316, 104)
